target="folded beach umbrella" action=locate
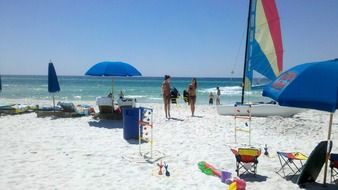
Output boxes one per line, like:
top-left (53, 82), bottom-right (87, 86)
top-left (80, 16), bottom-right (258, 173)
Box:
top-left (85, 61), bottom-right (142, 98)
top-left (0, 75), bottom-right (2, 92)
top-left (48, 62), bottom-right (61, 111)
top-left (263, 58), bottom-right (338, 184)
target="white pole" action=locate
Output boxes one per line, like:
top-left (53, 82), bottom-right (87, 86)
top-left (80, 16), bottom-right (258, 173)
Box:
top-left (139, 108), bottom-right (142, 156)
top-left (151, 109), bottom-right (153, 159)
top-left (53, 95), bottom-right (55, 113)
top-left (234, 105), bottom-right (237, 143)
top-left (323, 112), bottom-right (334, 185)
top-left (249, 105), bottom-right (251, 146)
top-left (112, 78), bottom-right (114, 113)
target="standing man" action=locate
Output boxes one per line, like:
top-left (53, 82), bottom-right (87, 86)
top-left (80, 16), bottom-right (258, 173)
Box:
top-left (216, 86), bottom-right (221, 105)
top-left (161, 75), bottom-right (171, 119)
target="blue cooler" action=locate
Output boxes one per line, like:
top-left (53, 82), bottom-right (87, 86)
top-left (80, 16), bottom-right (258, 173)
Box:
top-left (123, 108), bottom-right (143, 140)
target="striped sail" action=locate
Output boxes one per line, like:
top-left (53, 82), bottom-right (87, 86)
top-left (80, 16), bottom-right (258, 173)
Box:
top-left (244, 0), bottom-right (283, 90)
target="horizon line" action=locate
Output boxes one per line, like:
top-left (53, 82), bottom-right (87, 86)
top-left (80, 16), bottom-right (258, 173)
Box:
top-left (0, 74), bottom-right (266, 79)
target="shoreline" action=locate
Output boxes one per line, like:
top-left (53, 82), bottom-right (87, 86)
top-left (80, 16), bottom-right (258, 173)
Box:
top-left (0, 97), bottom-right (223, 107)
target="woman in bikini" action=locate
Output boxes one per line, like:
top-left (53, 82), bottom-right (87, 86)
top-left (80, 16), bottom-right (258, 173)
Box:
top-left (188, 78), bottom-right (197, 116)
top-left (161, 75), bottom-right (171, 119)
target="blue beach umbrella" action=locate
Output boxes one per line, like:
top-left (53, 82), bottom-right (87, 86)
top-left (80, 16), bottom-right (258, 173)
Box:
top-left (48, 62), bottom-right (60, 111)
top-left (85, 61), bottom-right (142, 98)
top-left (85, 61), bottom-right (142, 77)
top-left (262, 58), bottom-right (338, 184)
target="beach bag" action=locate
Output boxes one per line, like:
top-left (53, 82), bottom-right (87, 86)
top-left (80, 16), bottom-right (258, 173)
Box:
top-left (58, 102), bottom-right (76, 112)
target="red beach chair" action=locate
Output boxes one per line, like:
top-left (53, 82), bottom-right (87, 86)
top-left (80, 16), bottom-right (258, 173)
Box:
top-left (231, 147), bottom-right (261, 176)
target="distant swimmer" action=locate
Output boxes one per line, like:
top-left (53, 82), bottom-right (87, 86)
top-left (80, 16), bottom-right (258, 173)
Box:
top-left (209, 92), bottom-right (214, 105)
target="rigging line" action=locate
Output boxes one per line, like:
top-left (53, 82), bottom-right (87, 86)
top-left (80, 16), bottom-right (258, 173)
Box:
top-left (231, 21), bottom-right (247, 75)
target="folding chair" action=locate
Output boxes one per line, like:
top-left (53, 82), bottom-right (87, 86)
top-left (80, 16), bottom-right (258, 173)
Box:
top-left (276, 151), bottom-right (307, 179)
top-left (330, 153), bottom-right (338, 184)
top-left (231, 147), bottom-right (261, 176)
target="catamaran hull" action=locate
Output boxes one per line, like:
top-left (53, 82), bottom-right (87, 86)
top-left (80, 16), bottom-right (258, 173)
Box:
top-left (216, 103), bottom-right (305, 117)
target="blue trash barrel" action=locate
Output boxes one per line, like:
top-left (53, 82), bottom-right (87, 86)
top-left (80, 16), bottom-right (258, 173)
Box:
top-left (123, 108), bottom-right (143, 140)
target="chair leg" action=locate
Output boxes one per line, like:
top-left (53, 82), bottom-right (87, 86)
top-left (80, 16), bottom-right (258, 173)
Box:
top-left (332, 167), bottom-right (338, 184)
top-left (237, 162), bottom-right (257, 177)
top-left (236, 162), bottom-right (240, 176)
top-left (276, 154), bottom-right (306, 180)
top-left (277, 154), bottom-right (287, 177)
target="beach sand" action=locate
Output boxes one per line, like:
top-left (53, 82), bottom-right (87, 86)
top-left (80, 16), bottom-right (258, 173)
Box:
top-left (0, 102), bottom-right (338, 190)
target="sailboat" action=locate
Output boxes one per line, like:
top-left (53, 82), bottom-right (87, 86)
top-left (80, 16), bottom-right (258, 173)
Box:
top-left (217, 0), bottom-right (304, 117)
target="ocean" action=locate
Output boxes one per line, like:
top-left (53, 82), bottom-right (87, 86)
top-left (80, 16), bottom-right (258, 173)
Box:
top-left (0, 75), bottom-right (271, 105)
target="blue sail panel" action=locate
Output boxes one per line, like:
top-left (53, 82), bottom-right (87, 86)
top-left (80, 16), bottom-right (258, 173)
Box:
top-left (251, 40), bottom-right (277, 80)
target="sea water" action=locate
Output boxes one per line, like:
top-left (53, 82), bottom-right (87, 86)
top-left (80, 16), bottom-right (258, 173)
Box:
top-left (0, 75), bottom-right (271, 105)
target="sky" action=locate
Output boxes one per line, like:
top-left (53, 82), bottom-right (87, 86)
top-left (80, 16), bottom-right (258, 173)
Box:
top-left (0, 0), bottom-right (337, 77)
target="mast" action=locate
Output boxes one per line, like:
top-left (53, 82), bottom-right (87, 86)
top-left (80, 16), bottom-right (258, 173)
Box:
top-left (241, 0), bottom-right (253, 104)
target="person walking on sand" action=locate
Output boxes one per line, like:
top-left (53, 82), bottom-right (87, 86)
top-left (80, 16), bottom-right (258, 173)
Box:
top-left (161, 75), bottom-right (171, 119)
top-left (216, 86), bottom-right (221, 105)
top-left (188, 78), bottom-right (197, 116)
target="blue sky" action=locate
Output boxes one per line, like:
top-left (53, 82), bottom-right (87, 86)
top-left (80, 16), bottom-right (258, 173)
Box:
top-left (0, 0), bottom-right (337, 77)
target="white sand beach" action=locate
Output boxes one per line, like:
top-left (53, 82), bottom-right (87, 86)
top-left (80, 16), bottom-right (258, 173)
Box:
top-left (0, 102), bottom-right (338, 190)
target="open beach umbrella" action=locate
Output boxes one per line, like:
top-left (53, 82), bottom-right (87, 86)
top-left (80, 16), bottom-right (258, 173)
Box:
top-left (48, 62), bottom-right (60, 112)
top-left (262, 58), bottom-right (338, 184)
top-left (85, 61), bottom-right (142, 98)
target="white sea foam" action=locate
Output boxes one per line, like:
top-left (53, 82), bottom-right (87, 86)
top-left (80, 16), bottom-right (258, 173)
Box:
top-left (199, 86), bottom-right (253, 95)
top-left (148, 97), bottom-right (162, 100)
top-left (125, 95), bottom-right (147, 99)
top-left (74, 95), bottom-right (82, 99)
top-left (32, 88), bottom-right (44, 91)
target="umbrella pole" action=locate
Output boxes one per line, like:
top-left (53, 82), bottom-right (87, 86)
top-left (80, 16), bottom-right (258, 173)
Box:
top-left (323, 112), bottom-right (334, 185)
top-left (112, 78), bottom-right (114, 114)
top-left (53, 95), bottom-right (56, 113)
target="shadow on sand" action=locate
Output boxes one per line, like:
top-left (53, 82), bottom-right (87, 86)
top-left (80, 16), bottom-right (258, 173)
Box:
top-left (239, 174), bottom-right (268, 182)
top-left (276, 174), bottom-right (338, 189)
top-left (88, 119), bottom-right (123, 129)
top-left (169, 117), bottom-right (184, 121)
top-left (125, 139), bottom-right (141, 145)
top-left (281, 174), bottom-right (300, 184)
top-left (124, 138), bottom-right (153, 145)
top-left (299, 182), bottom-right (338, 190)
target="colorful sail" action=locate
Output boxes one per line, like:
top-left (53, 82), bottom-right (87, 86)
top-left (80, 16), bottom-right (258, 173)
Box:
top-left (244, 0), bottom-right (283, 90)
